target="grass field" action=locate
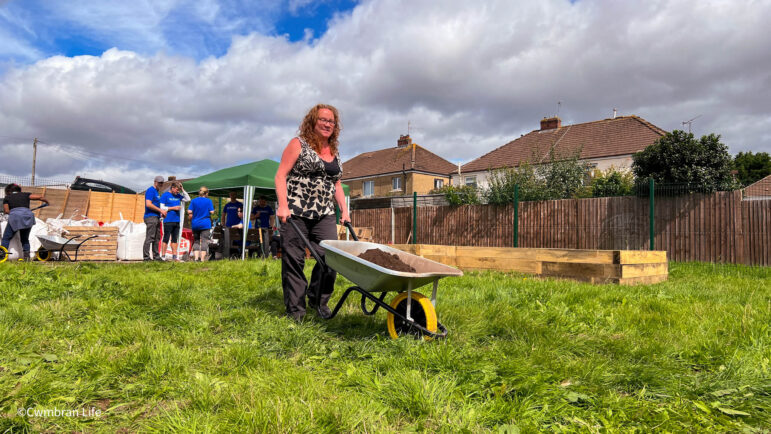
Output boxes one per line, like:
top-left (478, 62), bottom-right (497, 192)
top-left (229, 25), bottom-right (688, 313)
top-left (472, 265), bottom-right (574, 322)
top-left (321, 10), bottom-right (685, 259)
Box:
top-left (0, 259), bottom-right (769, 432)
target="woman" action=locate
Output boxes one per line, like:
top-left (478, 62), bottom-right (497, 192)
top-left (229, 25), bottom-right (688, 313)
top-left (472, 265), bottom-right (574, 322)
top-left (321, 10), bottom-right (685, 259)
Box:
top-left (187, 186), bottom-right (215, 262)
top-left (275, 104), bottom-right (350, 322)
top-left (2, 183), bottom-right (49, 261)
top-left (159, 182), bottom-right (189, 262)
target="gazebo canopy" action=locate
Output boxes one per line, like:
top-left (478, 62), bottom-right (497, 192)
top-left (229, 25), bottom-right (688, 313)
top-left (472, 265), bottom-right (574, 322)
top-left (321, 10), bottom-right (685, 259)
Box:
top-left (182, 159), bottom-right (349, 260)
top-left (182, 159), bottom-right (349, 199)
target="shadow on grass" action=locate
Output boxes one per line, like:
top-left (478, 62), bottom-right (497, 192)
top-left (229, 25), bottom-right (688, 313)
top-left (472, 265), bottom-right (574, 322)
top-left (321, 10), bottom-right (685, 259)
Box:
top-left (245, 286), bottom-right (391, 339)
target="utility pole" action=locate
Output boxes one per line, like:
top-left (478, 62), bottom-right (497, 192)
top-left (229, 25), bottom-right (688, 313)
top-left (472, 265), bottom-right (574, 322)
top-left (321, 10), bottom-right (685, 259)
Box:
top-left (31, 137), bottom-right (38, 186)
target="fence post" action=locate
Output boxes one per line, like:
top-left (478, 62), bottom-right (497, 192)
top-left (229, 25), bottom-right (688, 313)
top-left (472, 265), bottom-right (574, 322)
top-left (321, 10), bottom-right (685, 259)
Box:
top-left (513, 184), bottom-right (519, 247)
top-left (412, 192), bottom-right (418, 245)
top-left (649, 177), bottom-right (655, 250)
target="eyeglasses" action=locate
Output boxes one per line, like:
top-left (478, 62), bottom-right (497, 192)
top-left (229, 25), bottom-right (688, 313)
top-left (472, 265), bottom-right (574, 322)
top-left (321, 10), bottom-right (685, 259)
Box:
top-left (318, 118), bottom-right (336, 125)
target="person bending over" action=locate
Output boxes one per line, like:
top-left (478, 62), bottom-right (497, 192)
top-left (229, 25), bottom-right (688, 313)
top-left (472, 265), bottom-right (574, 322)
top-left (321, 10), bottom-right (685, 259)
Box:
top-left (2, 183), bottom-right (49, 261)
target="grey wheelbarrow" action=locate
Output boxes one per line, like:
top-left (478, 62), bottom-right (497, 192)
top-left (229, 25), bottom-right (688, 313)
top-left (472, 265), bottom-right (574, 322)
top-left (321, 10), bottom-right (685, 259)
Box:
top-left (287, 219), bottom-right (463, 339)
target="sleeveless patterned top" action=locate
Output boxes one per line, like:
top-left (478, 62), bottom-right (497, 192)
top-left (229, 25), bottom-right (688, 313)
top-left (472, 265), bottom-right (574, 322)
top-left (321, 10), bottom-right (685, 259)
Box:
top-left (287, 138), bottom-right (343, 219)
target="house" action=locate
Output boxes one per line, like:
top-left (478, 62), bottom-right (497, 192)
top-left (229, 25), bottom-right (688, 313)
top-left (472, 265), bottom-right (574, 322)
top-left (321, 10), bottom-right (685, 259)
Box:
top-left (743, 174), bottom-right (771, 200)
top-left (452, 115), bottom-right (667, 189)
top-left (342, 135), bottom-right (457, 199)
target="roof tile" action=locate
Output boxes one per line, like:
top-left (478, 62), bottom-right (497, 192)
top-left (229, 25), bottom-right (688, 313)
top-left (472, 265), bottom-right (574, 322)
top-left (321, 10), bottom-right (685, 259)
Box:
top-left (462, 115), bottom-right (666, 172)
top-left (342, 144), bottom-right (457, 179)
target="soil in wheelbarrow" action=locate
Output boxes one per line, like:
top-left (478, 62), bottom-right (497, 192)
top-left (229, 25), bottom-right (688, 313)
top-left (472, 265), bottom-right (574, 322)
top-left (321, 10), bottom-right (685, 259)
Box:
top-left (357, 248), bottom-right (416, 273)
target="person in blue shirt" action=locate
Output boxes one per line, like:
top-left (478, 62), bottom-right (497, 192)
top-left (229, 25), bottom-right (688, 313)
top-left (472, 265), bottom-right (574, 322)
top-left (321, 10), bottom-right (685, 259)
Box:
top-left (160, 182), bottom-right (187, 261)
top-left (143, 176), bottom-right (167, 261)
top-left (222, 191), bottom-right (243, 227)
top-left (187, 186), bottom-right (215, 262)
top-left (250, 196), bottom-right (275, 258)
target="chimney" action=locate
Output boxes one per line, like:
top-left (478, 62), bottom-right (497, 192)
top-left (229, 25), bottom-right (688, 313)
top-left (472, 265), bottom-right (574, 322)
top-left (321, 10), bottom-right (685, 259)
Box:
top-left (540, 117), bottom-right (561, 130)
top-left (613, 108), bottom-right (617, 119)
top-left (397, 134), bottom-right (412, 148)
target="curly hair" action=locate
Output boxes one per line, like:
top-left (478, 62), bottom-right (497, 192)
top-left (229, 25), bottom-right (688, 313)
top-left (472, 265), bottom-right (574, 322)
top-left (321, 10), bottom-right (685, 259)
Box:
top-left (298, 103), bottom-right (341, 156)
top-left (4, 183), bottom-right (21, 195)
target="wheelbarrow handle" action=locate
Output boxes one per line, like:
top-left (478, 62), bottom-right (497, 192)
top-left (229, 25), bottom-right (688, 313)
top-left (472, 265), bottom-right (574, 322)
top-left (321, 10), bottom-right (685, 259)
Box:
top-left (286, 218), bottom-right (327, 269)
top-left (343, 221), bottom-right (359, 241)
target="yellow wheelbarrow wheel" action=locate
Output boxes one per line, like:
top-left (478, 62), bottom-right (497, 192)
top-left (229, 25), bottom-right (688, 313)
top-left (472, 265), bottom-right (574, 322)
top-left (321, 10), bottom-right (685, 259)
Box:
top-left (386, 291), bottom-right (437, 340)
top-left (0, 246), bottom-right (8, 263)
top-left (36, 247), bottom-right (52, 262)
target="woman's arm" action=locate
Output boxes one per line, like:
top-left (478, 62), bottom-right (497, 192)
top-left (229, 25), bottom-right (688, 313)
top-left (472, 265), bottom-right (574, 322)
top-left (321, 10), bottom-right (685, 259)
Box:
top-left (3, 203), bottom-right (9, 214)
top-left (334, 179), bottom-right (350, 223)
top-left (29, 194), bottom-right (50, 204)
top-left (274, 138), bottom-right (301, 223)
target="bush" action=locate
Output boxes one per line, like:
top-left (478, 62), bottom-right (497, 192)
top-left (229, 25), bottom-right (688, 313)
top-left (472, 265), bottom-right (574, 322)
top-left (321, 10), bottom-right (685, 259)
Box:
top-left (485, 161), bottom-right (546, 204)
top-left (588, 168), bottom-right (635, 197)
top-left (436, 185), bottom-right (480, 206)
top-left (484, 150), bottom-right (588, 205)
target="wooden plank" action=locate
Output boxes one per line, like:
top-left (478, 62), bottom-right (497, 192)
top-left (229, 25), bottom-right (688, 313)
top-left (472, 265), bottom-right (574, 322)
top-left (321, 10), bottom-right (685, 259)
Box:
top-left (541, 262), bottom-right (621, 280)
top-left (455, 256), bottom-right (541, 274)
top-left (455, 246), bottom-right (617, 264)
top-left (617, 274), bottom-right (668, 285)
top-left (64, 226), bottom-right (118, 233)
top-left (620, 263), bottom-right (668, 278)
top-left (614, 250), bottom-right (667, 264)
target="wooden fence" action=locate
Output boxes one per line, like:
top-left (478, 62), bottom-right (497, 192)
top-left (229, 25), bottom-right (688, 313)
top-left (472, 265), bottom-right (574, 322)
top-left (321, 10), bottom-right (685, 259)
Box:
top-left (21, 187), bottom-right (146, 223)
top-left (351, 191), bottom-right (770, 266)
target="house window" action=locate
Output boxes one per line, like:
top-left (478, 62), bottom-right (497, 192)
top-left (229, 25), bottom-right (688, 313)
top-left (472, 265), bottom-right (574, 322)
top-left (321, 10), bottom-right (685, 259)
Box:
top-left (464, 176), bottom-right (477, 187)
top-left (392, 177), bottom-right (402, 191)
top-left (434, 179), bottom-right (444, 189)
top-left (363, 180), bottom-right (374, 197)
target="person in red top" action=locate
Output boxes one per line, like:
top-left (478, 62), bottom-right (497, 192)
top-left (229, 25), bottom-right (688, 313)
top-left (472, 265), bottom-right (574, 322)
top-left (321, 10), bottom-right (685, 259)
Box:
top-left (2, 183), bottom-right (49, 261)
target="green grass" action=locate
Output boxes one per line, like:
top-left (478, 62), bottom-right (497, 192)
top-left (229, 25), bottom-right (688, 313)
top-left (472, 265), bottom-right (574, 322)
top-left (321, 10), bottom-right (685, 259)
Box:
top-left (0, 259), bottom-right (768, 432)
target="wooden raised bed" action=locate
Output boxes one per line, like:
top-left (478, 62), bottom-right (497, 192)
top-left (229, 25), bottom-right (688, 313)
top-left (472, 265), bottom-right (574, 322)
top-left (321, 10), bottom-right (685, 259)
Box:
top-left (392, 244), bottom-right (667, 285)
top-left (63, 226), bottom-right (118, 261)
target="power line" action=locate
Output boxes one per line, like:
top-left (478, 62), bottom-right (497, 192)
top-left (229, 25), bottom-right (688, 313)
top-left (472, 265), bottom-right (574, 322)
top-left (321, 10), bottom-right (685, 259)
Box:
top-left (36, 140), bottom-right (159, 166)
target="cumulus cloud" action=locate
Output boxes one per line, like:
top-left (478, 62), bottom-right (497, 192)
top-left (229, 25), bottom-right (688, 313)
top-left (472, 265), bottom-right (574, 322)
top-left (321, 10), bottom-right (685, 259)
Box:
top-left (0, 0), bottom-right (769, 190)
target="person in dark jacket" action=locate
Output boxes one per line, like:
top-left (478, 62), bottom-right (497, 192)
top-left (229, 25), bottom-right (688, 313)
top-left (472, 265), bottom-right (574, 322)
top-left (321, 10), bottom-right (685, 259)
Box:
top-left (2, 183), bottom-right (49, 261)
top-left (275, 104), bottom-right (350, 322)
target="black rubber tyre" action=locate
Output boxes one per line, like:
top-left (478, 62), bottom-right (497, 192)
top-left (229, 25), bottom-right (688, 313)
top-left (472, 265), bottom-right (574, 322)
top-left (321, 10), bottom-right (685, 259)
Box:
top-left (386, 292), bottom-right (437, 340)
top-left (36, 248), bottom-right (52, 262)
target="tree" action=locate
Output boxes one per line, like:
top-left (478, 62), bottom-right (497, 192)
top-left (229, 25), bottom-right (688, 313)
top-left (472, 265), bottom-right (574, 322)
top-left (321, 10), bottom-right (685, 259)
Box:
top-left (733, 151), bottom-right (771, 187)
top-left (484, 149), bottom-right (588, 205)
top-left (538, 149), bottom-right (587, 199)
top-left (484, 161), bottom-right (546, 204)
top-left (632, 130), bottom-right (736, 192)
top-left (588, 168), bottom-right (635, 197)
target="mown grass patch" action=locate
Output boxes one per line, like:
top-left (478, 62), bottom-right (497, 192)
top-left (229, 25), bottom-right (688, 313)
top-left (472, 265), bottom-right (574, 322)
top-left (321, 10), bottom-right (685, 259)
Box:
top-left (0, 260), bottom-right (768, 432)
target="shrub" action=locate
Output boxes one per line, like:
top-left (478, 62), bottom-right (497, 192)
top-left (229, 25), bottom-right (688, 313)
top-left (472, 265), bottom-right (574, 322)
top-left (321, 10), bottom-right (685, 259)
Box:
top-left (588, 168), bottom-right (635, 197)
top-left (436, 185), bottom-right (480, 206)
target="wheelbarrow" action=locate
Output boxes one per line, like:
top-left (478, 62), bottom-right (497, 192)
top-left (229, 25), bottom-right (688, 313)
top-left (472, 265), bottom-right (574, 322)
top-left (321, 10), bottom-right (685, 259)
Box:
top-left (287, 219), bottom-right (463, 339)
top-left (34, 233), bottom-right (98, 261)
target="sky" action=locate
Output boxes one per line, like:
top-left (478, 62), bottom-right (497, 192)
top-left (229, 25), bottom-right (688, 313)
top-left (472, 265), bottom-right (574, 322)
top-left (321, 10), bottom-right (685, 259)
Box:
top-left (0, 0), bottom-right (769, 190)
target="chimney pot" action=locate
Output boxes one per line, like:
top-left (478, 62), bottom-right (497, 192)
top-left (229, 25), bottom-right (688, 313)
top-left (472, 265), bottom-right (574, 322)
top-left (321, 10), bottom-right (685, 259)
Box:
top-left (397, 134), bottom-right (412, 148)
top-left (540, 117), bottom-right (561, 130)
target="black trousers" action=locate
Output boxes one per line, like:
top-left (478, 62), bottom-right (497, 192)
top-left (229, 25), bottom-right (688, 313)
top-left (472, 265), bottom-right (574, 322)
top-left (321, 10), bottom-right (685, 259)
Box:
top-left (280, 214), bottom-right (337, 316)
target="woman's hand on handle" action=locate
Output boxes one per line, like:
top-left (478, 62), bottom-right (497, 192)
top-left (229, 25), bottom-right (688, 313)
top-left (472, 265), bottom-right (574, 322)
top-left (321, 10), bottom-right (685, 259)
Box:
top-left (276, 205), bottom-right (291, 223)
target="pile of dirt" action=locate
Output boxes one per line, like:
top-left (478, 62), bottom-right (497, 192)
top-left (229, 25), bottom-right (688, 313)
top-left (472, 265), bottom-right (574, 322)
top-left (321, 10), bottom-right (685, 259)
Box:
top-left (358, 248), bottom-right (416, 273)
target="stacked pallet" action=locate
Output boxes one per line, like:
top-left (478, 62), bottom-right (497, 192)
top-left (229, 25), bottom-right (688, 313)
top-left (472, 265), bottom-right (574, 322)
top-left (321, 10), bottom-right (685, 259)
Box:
top-left (393, 244), bottom-right (668, 285)
top-left (62, 226), bottom-right (118, 261)
top-left (337, 225), bottom-right (374, 242)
